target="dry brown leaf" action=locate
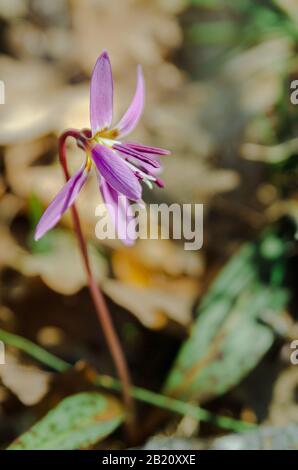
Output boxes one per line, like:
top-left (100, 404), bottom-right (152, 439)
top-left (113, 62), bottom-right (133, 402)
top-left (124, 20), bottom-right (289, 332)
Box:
top-left (113, 239), bottom-right (204, 281)
top-left (20, 230), bottom-right (108, 295)
top-left (162, 157), bottom-right (240, 204)
top-left (70, 0), bottom-right (182, 74)
top-left (102, 279), bottom-right (194, 329)
top-left (0, 225), bottom-right (27, 270)
top-left (154, 0), bottom-right (186, 15)
top-left (7, 22), bottom-right (72, 61)
top-left (58, 85), bottom-right (90, 133)
top-left (0, 204), bottom-right (108, 295)
top-left (105, 239), bottom-right (203, 329)
top-left (4, 139), bottom-right (108, 242)
top-left (0, 56), bottom-right (66, 144)
top-left (0, 352), bottom-right (51, 406)
top-left (268, 367), bottom-right (298, 425)
top-left (265, 199), bottom-right (298, 223)
top-left (0, 193), bottom-right (24, 225)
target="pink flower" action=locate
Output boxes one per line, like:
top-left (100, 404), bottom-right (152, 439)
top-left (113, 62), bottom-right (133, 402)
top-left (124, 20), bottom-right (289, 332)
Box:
top-left (34, 51), bottom-right (170, 244)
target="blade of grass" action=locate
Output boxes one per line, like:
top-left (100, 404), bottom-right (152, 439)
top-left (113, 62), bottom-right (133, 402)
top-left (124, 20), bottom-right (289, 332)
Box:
top-left (0, 328), bottom-right (69, 372)
top-left (0, 328), bottom-right (255, 433)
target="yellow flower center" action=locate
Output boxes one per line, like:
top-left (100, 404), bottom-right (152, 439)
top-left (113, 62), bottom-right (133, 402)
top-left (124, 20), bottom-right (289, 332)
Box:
top-left (92, 128), bottom-right (120, 148)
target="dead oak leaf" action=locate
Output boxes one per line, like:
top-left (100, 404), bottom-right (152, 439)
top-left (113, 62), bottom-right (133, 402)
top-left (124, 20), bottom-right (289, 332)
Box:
top-left (0, 56), bottom-right (65, 145)
top-left (0, 352), bottom-right (51, 406)
top-left (102, 279), bottom-right (195, 330)
top-left (20, 230), bottom-right (108, 296)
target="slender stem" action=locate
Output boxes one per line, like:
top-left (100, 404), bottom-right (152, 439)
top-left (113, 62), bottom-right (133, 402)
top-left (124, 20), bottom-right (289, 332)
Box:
top-left (95, 376), bottom-right (255, 433)
top-left (0, 328), bottom-right (69, 372)
top-left (0, 327), bottom-right (255, 433)
top-left (58, 130), bottom-right (135, 433)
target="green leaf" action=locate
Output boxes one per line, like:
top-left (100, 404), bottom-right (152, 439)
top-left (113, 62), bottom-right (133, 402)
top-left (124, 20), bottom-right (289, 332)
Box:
top-left (163, 230), bottom-right (291, 402)
top-left (8, 392), bottom-right (124, 450)
top-left (189, 0), bottom-right (249, 9)
top-left (27, 193), bottom-right (53, 254)
top-left (188, 21), bottom-right (238, 45)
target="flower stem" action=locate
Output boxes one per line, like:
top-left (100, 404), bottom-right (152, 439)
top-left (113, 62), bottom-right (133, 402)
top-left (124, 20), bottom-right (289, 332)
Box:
top-left (58, 130), bottom-right (135, 435)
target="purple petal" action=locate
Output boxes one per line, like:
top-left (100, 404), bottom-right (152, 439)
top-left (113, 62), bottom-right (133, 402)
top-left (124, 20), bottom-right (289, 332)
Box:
top-left (115, 65), bottom-right (144, 138)
top-left (154, 177), bottom-right (164, 188)
top-left (100, 178), bottom-right (136, 245)
top-left (131, 155), bottom-right (162, 176)
top-left (91, 144), bottom-right (141, 201)
top-left (90, 51), bottom-right (113, 135)
top-left (34, 164), bottom-right (88, 241)
top-left (113, 143), bottom-right (160, 168)
top-left (118, 149), bottom-right (162, 178)
top-left (124, 142), bottom-right (170, 156)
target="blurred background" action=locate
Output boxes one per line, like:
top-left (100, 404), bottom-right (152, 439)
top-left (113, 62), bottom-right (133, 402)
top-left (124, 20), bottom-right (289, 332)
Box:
top-left (0, 0), bottom-right (298, 450)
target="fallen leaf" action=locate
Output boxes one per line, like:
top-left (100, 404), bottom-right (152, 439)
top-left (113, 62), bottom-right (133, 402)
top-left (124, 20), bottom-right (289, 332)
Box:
top-left (0, 352), bottom-right (51, 406)
top-left (0, 56), bottom-right (65, 144)
top-left (21, 230), bottom-right (108, 295)
top-left (107, 239), bottom-right (203, 329)
top-left (103, 279), bottom-right (194, 329)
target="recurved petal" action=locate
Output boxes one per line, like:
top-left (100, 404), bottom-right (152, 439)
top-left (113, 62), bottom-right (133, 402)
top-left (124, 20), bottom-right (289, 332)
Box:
top-left (124, 142), bottom-right (170, 155)
top-left (90, 51), bottom-right (114, 135)
top-left (113, 143), bottom-right (160, 168)
top-left (132, 156), bottom-right (162, 176)
top-left (34, 163), bottom-right (88, 241)
top-left (114, 65), bottom-right (144, 138)
top-left (91, 144), bottom-right (141, 201)
top-left (100, 178), bottom-right (136, 245)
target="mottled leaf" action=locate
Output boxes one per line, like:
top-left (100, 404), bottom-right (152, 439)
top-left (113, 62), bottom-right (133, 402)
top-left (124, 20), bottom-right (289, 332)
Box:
top-left (164, 230), bottom-right (291, 402)
top-left (8, 392), bottom-right (124, 450)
